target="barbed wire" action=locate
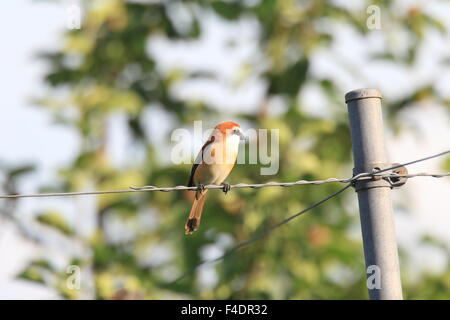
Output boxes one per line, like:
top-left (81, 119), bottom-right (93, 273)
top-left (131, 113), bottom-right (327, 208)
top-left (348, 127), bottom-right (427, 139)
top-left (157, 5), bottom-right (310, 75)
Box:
top-left (0, 172), bottom-right (447, 200)
top-left (0, 150), bottom-right (448, 199)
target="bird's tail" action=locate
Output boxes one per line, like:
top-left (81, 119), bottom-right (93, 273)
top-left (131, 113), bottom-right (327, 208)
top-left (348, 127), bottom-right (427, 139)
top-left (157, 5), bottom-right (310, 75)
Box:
top-left (185, 189), bottom-right (208, 235)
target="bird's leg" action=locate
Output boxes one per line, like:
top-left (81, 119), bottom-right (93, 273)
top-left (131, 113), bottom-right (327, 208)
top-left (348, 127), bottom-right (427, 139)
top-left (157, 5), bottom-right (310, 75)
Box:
top-left (197, 184), bottom-right (206, 193)
top-left (221, 182), bottom-right (231, 195)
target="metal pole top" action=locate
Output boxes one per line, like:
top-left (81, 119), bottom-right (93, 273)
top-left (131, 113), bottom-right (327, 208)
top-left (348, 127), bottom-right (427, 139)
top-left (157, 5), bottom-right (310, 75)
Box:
top-left (345, 88), bottom-right (382, 103)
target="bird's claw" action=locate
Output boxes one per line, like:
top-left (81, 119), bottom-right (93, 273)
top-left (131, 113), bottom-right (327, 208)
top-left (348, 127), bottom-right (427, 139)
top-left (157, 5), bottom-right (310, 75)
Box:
top-left (221, 183), bottom-right (231, 195)
top-left (197, 184), bottom-right (206, 192)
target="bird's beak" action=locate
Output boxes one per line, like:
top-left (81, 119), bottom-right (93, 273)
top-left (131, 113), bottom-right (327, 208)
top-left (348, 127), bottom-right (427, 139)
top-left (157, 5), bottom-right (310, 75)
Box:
top-left (238, 130), bottom-right (247, 142)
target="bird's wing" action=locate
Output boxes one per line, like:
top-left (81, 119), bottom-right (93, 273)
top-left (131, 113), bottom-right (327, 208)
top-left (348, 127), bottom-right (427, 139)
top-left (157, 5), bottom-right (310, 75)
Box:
top-left (187, 135), bottom-right (216, 187)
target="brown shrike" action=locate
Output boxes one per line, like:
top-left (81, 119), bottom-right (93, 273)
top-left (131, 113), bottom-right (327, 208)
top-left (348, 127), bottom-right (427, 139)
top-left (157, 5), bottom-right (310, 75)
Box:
top-left (185, 121), bottom-right (245, 234)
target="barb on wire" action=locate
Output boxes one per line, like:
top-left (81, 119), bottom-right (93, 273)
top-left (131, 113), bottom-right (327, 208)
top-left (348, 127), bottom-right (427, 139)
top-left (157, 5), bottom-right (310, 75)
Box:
top-left (170, 183), bottom-right (353, 284)
top-left (0, 150), bottom-right (448, 199)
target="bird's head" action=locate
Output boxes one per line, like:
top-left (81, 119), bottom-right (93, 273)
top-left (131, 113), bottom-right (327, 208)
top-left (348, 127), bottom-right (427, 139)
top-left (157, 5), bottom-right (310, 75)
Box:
top-left (214, 121), bottom-right (246, 141)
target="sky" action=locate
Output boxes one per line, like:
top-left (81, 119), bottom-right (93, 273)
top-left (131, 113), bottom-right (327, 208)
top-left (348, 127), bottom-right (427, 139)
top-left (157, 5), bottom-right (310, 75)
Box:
top-left (0, 0), bottom-right (449, 299)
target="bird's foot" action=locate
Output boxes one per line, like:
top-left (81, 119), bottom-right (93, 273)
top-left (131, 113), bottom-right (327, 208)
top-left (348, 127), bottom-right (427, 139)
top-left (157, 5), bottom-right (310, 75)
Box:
top-left (197, 184), bottom-right (206, 192)
top-left (221, 183), bottom-right (231, 195)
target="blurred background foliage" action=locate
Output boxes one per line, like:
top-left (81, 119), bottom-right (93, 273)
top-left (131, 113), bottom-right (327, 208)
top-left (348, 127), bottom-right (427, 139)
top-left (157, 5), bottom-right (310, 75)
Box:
top-left (2, 0), bottom-right (450, 299)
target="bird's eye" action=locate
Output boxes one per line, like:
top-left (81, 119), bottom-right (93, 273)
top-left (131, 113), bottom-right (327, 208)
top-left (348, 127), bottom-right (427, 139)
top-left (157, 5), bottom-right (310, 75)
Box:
top-left (233, 129), bottom-right (239, 134)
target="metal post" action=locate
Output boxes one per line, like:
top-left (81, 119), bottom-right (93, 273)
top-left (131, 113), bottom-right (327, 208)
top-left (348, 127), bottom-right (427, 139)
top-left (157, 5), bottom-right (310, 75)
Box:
top-left (345, 88), bottom-right (403, 300)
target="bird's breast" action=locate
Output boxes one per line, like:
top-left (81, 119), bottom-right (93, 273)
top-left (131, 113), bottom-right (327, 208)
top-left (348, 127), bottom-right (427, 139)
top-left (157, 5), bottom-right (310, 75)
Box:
top-left (193, 135), bottom-right (240, 185)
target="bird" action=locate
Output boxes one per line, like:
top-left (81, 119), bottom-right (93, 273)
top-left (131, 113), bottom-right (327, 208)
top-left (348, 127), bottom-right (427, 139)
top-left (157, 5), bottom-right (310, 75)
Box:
top-left (185, 121), bottom-right (245, 234)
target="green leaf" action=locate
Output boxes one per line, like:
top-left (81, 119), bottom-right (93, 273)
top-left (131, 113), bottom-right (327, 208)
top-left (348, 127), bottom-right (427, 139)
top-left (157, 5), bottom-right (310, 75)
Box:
top-left (17, 267), bottom-right (46, 284)
top-left (8, 165), bottom-right (35, 178)
top-left (36, 212), bottom-right (74, 236)
top-left (30, 259), bottom-right (55, 272)
top-left (268, 59), bottom-right (309, 95)
top-left (211, 1), bottom-right (242, 20)
top-left (442, 157), bottom-right (450, 172)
